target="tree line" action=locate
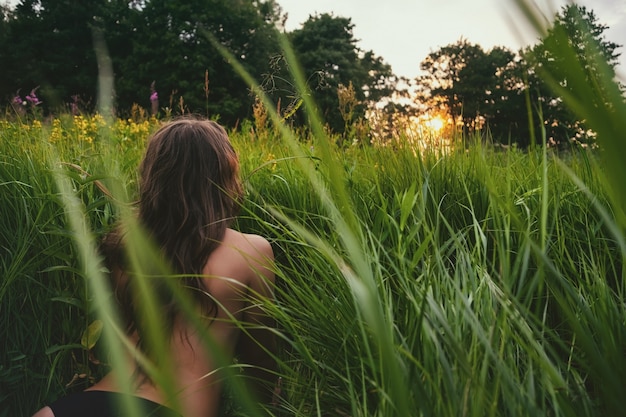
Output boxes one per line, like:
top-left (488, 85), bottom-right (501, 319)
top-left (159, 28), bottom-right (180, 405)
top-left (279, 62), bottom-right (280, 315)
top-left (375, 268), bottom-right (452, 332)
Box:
top-left (415, 4), bottom-right (622, 147)
top-left (0, 0), bottom-right (395, 132)
top-left (0, 1), bottom-right (622, 145)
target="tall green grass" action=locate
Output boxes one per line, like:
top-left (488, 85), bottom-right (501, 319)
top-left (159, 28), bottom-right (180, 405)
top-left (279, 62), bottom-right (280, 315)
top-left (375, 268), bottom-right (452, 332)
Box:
top-left (2, 112), bottom-right (624, 417)
top-left (0, 121), bottom-right (111, 416)
top-left (239, 141), bottom-right (624, 416)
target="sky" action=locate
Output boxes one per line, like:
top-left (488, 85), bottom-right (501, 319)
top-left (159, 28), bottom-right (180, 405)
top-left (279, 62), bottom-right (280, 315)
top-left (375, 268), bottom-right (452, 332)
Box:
top-left (276, 0), bottom-right (626, 80)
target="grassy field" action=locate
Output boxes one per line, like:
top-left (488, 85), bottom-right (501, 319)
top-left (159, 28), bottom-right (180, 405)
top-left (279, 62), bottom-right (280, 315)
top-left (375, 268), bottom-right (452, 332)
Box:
top-left (3, 0), bottom-right (626, 414)
top-left (1, 110), bottom-right (625, 416)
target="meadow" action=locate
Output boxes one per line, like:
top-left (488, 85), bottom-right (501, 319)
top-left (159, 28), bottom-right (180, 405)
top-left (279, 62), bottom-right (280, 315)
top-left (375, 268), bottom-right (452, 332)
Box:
top-left (3, 0), bottom-right (626, 414)
top-left (1, 106), bottom-right (625, 416)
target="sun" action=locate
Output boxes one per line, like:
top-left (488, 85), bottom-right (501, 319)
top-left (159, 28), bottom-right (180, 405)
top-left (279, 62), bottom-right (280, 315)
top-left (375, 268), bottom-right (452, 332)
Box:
top-left (414, 112), bottom-right (449, 137)
top-left (403, 110), bottom-right (455, 153)
top-left (425, 115), bottom-right (446, 134)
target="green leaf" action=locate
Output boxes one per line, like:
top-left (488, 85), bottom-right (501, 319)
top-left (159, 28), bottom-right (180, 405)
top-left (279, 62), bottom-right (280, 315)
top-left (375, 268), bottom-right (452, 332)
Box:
top-left (80, 320), bottom-right (103, 350)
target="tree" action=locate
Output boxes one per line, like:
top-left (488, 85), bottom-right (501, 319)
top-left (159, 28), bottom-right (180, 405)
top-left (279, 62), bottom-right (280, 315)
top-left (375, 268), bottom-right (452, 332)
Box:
top-left (0, 0), bottom-right (123, 112)
top-left (524, 3), bottom-right (623, 146)
top-left (416, 39), bottom-right (518, 140)
top-left (0, 0), bottom-right (283, 123)
top-left (114, 0), bottom-right (282, 123)
top-left (0, 5), bottom-right (12, 75)
top-left (486, 54), bottom-right (534, 145)
top-left (287, 13), bottom-right (396, 133)
top-left (415, 4), bottom-right (622, 147)
top-left (0, 5), bottom-right (15, 112)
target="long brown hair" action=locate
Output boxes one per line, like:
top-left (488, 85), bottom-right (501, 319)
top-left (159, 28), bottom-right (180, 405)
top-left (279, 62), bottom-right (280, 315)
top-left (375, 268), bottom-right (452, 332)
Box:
top-left (101, 117), bottom-right (243, 361)
top-left (138, 117), bottom-right (242, 275)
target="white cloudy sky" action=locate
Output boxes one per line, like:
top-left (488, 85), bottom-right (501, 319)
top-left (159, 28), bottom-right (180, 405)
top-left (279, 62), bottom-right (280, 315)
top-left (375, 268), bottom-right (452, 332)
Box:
top-left (277, 0), bottom-right (626, 80)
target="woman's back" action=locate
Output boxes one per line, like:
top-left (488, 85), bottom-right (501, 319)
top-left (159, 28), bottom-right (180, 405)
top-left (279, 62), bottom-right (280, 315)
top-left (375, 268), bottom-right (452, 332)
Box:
top-left (32, 118), bottom-right (277, 417)
top-left (88, 229), bottom-right (275, 417)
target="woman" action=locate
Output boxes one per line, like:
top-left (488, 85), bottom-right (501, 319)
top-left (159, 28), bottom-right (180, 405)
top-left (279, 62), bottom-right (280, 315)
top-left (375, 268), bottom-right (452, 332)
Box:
top-left (33, 118), bottom-right (277, 417)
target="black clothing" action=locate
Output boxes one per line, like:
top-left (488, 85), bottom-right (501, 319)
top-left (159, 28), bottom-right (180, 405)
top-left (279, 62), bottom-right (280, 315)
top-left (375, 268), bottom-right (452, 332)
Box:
top-left (48, 390), bottom-right (182, 417)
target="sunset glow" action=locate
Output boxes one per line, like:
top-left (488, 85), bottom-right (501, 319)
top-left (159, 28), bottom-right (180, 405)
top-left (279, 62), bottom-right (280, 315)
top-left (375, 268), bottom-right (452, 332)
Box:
top-left (425, 115), bottom-right (446, 134)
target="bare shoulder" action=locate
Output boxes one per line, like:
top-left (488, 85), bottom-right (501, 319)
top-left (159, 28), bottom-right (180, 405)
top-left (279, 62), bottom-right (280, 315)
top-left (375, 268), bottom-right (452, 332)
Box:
top-left (31, 407), bottom-right (54, 417)
top-left (222, 229), bottom-right (274, 266)
top-left (205, 229), bottom-right (274, 286)
top-left (225, 229), bottom-right (273, 258)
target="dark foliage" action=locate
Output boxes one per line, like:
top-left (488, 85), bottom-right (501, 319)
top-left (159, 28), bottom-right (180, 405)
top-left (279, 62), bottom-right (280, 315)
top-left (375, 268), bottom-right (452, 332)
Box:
top-left (416, 4), bottom-right (623, 146)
